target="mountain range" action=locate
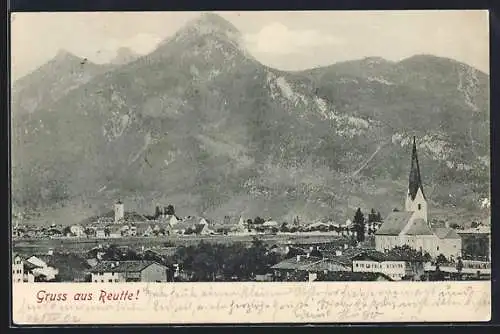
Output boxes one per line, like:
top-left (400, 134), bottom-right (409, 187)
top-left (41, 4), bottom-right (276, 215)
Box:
top-left (11, 13), bottom-right (490, 225)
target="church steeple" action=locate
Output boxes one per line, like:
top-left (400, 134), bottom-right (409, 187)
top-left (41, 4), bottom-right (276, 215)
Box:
top-left (408, 136), bottom-right (426, 201)
top-left (405, 136), bottom-right (428, 221)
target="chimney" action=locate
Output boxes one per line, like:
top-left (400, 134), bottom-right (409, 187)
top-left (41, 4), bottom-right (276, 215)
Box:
top-left (344, 244), bottom-right (348, 250)
top-left (445, 221), bottom-right (450, 229)
top-left (306, 252), bottom-right (310, 258)
top-left (296, 255), bottom-right (301, 262)
top-left (335, 250), bottom-right (343, 256)
top-left (309, 246), bottom-right (314, 251)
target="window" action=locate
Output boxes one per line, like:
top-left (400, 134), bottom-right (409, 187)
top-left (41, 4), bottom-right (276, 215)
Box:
top-left (94, 280), bottom-right (97, 283)
top-left (114, 279), bottom-right (119, 282)
top-left (111, 272), bottom-right (114, 276)
top-left (101, 280), bottom-right (104, 283)
top-left (12, 270), bottom-right (14, 274)
top-left (437, 246), bottom-right (439, 251)
top-left (108, 279), bottom-right (113, 282)
top-left (418, 204), bottom-right (421, 210)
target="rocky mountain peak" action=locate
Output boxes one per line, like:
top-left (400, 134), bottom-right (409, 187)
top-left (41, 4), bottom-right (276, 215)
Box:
top-left (162, 13), bottom-right (243, 48)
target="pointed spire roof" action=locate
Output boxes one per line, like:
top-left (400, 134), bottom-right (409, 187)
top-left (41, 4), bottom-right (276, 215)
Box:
top-left (408, 136), bottom-right (426, 201)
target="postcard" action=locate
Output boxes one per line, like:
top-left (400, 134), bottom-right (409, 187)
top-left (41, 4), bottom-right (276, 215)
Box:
top-left (10, 10), bottom-right (491, 325)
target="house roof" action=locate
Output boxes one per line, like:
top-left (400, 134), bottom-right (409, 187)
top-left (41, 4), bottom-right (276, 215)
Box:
top-left (123, 212), bottom-right (150, 222)
top-left (317, 271), bottom-right (393, 282)
top-left (352, 249), bottom-right (427, 262)
top-left (171, 220), bottom-right (197, 231)
top-left (144, 247), bottom-right (177, 258)
top-left (194, 223), bottom-right (212, 234)
top-left (432, 227), bottom-right (461, 239)
top-left (375, 211), bottom-right (414, 235)
top-left (90, 260), bottom-right (163, 273)
top-left (157, 214), bottom-right (179, 223)
top-left (212, 222), bottom-right (245, 231)
top-left (23, 261), bottom-right (43, 271)
top-left (174, 216), bottom-right (207, 229)
top-left (306, 259), bottom-right (351, 272)
top-left (405, 218), bottom-right (434, 235)
top-left (271, 256), bottom-right (323, 270)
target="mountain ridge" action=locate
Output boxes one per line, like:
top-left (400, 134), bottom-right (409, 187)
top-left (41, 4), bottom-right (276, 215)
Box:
top-left (11, 14), bottom-right (490, 225)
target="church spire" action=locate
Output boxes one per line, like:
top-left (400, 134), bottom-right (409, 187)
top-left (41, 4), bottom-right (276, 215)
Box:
top-left (408, 136), bottom-right (426, 201)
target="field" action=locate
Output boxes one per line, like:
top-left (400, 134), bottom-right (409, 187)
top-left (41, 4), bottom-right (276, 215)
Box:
top-left (12, 233), bottom-right (347, 254)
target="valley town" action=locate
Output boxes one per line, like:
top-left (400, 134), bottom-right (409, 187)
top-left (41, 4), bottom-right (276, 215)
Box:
top-left (12, 138), bottom-right (491, 284)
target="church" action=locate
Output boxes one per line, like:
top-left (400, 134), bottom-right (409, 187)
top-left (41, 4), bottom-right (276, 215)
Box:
top-left (375, 137), bottom-right (462, 260)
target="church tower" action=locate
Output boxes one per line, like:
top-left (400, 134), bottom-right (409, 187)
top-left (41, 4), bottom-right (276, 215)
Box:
top-left (405, 137), bottom-right (428, 222)
top-left (114, 200), bottom-right (125, 223)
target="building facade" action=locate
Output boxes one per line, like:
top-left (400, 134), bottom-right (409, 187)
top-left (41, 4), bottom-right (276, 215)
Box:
top-left (90, 261), bottom-right (168, 283)
top-left (12, 253), bottom-right (39, 283)
top-left (375, 137), bottom-right (462, 259)
top-left (352, 251), bottom-right (426, 281)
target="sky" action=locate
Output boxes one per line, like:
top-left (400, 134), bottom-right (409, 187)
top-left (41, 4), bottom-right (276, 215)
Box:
top-left (10, 10), bottom-right (489, 80)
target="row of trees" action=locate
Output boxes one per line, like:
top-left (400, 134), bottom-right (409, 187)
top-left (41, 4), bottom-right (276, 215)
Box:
top-left (170, 238), bottom-right (281, 281)
top-left (353, 208), bottom-right (383, 242)
top-left (99, 238), bottom-right (281, 282)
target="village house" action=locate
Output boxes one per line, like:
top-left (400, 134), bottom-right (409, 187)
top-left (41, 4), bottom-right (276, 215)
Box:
top-left (69, 224), bottom-right (85, 237)
top-left (352, 248), bottom-right (428, 281)
top-left (271, 251), bottom-right (352, 282)
top-left (262, 220), bottom-right (279, 230)
top-left (24, 254), bottom-right (59, 281)
top-left (172, 216), bottom-right (210, 235)
top-left (375, 137), bottom-right (462, 259)
top-left (211, 216), bottom-right (246, 235)
top-left (156, 214), bottom-right (180, 227)
top-left (90, 260), bottom-right (168, 283)
top-left (12, 253), bottom-right (38, 283)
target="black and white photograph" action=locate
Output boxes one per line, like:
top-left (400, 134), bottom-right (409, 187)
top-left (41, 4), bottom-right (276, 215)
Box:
top-left (11, 10), bottom-right (490, 288)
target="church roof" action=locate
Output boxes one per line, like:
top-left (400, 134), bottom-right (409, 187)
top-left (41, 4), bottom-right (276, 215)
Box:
top-left (375, 211), bottom-right (414, 235)
top-left (408, 137), bottom-right (426, 201)
top-left (432, 227), bottom-right (461, 239)
top-left (405, 218), bottom-right (434, 235)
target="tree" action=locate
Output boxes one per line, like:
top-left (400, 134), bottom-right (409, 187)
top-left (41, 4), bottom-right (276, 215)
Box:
top-left (376, 211), bottom-right (383, 222)
top-left (165, 205), bottom-right (175, 216)
top-left (84, 227), bottom-right (95, 238)
top-left (456, 257), bottom-right (464, 277)
top-left (62, 226), bottom-right (73, 237)
top-left (436, 254), bottom-right (448, 265)
top-left (254, 217), bottom-right (265, 225)
top-left (293, 216), bottom-right (300, 226)
top-left (155, 206), bottom-right (162, 218)
top-left (184, 227), bottom-right (195, 235)
top-left (353, 208), bottom-right (365, 242)
top-left (368, 209), bottom-right (377, 223)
